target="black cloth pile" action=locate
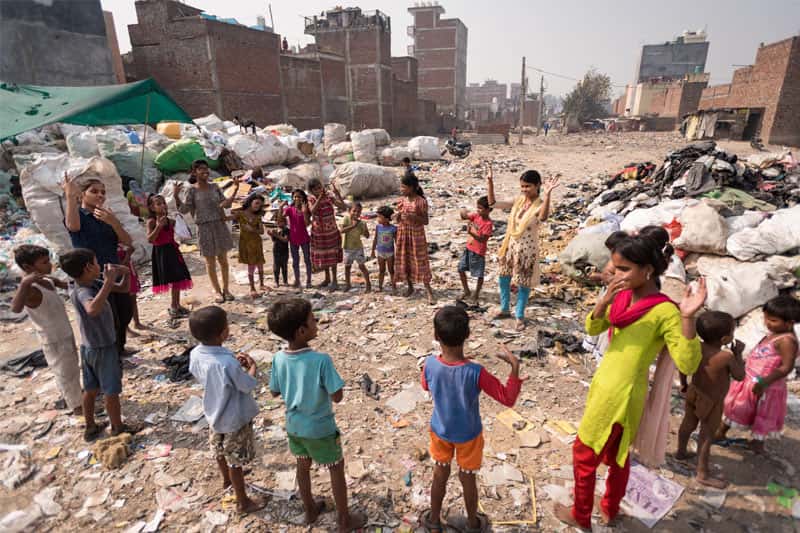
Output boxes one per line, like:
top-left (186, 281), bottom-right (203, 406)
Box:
top-left (0, 350), bottom-right (47, 377)
top-left (162, 346), bottom-right (194, 382)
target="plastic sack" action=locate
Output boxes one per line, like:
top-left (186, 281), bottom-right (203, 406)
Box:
top-left (351, 131), bottom-right (377, 163)
top-left (299, 129), bottom-right (323, 146)
top-left (156, 122), bottom-right (183, 139)
top-left (620, 199), bottom-right (696, 233)
top-left (268, 168), bottom-right (305, 189)
top-left (673, 201), bottom-right (728, 254)
top-left (327, 142), bottom-right (353, 159)
top-left (194, 114), bottom-right (225, 131)
top-left (362, 128), bottom-right (391, 147)
top-left (726, 205), bottom-right (800, 261)
top-left (324, 123), bottom-right (347, 149)
top-left (264, 124), bottom-right (298, 136)
top-left (408, 136), bottom-right (440, 161)
top-left (379, 146), bottom-right (413, 166)
top-left (174, 214), bottom-right (192, 241)
top-left (290, 162), bottom-right (322, 185)
top-left (723, 210), bottom-right (768, 236)
top-left (66, 132), bottom-right (100, 158)
top-left (558, 230), bottom-right (612, 279)
top-left (696, 256), bottom-right (778, 318)
top-left (228, 134), bottom-right (289, 168)
top-left (331, 162), bottom-right (399, 199)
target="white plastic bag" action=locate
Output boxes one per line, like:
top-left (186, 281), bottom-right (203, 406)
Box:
top-left (174, 214), bottom-right (192, 241)
top-left (362, 128), bottom-right (391, 147)
top-left (379, 146), bottom-right (413, 166)
top-left (324, 123), bottom-right (347, 150)
top-left (673, 201), bottom-right (728, 254)
top-left (620, 199), bottom-right (696, 233)
top-left (696, 256), bottom-right (778, 318)
top-left (408, 136), bottom-right (440, 161)
top-left (726, 205), bottom-right (800, 261)
top-left (66, 132), bottom-right (100, 158)
top-left (350, 131), bottom-right (377, 163)
top-left (331, 162), bottom-right (399, 198)
top-left (228, 134), bottom-right (289, 167)
top-left (327, 142), bottom-right (353, 158)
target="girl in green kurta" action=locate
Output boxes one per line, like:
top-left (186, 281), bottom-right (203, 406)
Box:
top-left (555, 228), bottom-right (706, 530)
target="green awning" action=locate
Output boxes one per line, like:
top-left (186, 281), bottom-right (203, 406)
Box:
top-left (0, 78), bottom-right (193, 141)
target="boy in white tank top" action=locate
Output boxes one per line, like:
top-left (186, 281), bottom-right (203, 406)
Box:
top-left (11, 245), bottom-right (82, 413)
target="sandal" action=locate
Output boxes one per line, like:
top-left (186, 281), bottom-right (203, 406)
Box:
top-left (214, 294), bottom-right (225, 304)
top-left (420, 509), bottom-right (444, 532)
top-left (83, 421), bottom-right (108, 442)
top-left (343, 510), bottom-right (368, 532)
top-left (111, 421), bottom-right (143, 436)
top-left (224, 292), bottom-right (236, 302)
top-left (446, 512), bottom-right (489, 533)
top-left (305, 499), bottom-right (329, 525)
top-left (493, 311), bottom-right (512, 320)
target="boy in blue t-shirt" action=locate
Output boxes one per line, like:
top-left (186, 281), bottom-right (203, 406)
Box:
top-left (420, 306), bottom-right (523, 532)
top-left (268, 298), bottom-right (367, 532)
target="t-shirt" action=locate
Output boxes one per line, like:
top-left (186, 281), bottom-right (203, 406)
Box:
top-left (269, 348), bottom-right (345, 439)
top-left (189, 344), bottom-right (259, 434)
top-left (375, 223), bottom-right (397, 255)
top-left (341, 215), bottom-right (368, 251)
top-left (421, 355), bottom-right (521, 443)
top-left (465, 213), bottom-right (493, 256)
top-left (283, 206), bottom-right (310, 246)
top-left (271, 226), bottom-right (289, 255)
top-left (67, 208), bottom-right (120, 268)
top-left (70, 280), bottom-right (116, 349)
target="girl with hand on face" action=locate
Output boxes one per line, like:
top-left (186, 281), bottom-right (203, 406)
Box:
top-left (307, 178), bottom-right (347, 291)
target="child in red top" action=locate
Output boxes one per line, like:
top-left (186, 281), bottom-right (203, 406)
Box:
top-left (458, 196), bottom-right (493, 304)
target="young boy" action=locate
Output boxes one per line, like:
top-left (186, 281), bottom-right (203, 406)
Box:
top-left (188, 306), bottom-right (265, 514)
top-left (401, 157), bottom-right (415, 180)
top-left (421, 306), bottom-right (523, 531)
top-left (676, 311), bottom-right (744, 488)
top-left (59, 248), bottom-right (139, 441)
top-left (370, 205), bottom-right (397, 293)
top-left (267, 298), bottom-right (367, 532)
top-left (458, 196), bottom-right (493, 304)
top-left (340, 202), bottom-right (371, 293)
top-left (11, 245), bottom-right (82, 413)
top-left (268, 212), bottom-right (290, 287)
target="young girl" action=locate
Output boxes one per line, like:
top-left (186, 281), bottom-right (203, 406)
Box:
top-left (268, 212), bottom-right (290, 287)
top-left (371, 205), bottom-right (396, 293)
top-left (716, 295), bottom-right (800, 453)
top-left (146, 194), bottom-right (192, 318)
top-left (234, 194), bottom-right (266, 298)
top-left (394, 174), bottom-right (435, 304)
top-left (308, 178), bottom-right (347, 291)
top-left (284, 189), bottom-right (312, 289)
top-left (554, 231), bottom-right (706, 530)
top-left (175, 160), bottom-right (238, 304)
top-left (117, 243), bottom-right (144, 331)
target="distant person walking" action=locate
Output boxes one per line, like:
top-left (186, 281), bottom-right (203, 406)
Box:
top-left (543, 121), bottom-right (550, 136)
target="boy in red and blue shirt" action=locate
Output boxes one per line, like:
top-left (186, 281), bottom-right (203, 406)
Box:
top-left (420, 305), bottom-right (523, 531)
top-left (458, 196), bottom-right (493, 305)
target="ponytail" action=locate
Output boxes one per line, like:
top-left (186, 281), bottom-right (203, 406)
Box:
top-left (610, 225), bottom-right (673, 284)
top-left (401, 174), bottom-right (425, 197)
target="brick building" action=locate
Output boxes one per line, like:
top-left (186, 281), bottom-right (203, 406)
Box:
top-left (636, 30), bottom-right (709, 83)
top-left (128, 0), bottom-right (283, 126)
top-left (465, 80), bottom-right (508, 122)
top-left (391, 57), bottom-right (419, 136)
top-left (407, 3), bottom-right (468, 117)
top-left (698, 35), bottom-right (800, 146)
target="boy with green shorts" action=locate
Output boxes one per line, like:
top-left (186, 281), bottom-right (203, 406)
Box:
top-left (268, 297), bottom-right (367, 532)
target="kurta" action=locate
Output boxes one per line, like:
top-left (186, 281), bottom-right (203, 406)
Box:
top-left (394, 196), bottom-right (432, 284)
top-left (579, 302), bottom-right (701, 467)
top-left (309, 195), bottom-right (342, 269)
top-left (237, 213), bottom-right (265, 265)
top-left (497, 197), bottom-right (541, 288)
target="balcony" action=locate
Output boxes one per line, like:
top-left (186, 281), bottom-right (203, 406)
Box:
top-left (407, 25), bottom-right (415, 37)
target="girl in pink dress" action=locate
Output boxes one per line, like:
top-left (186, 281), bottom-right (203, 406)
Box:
top-left (717, 295), bottom-right (799, 453)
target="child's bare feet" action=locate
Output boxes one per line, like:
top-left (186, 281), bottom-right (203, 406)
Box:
top-left (237, 495), bottom-right (268, 514)
top-left (515, 318), bottom-right (527, 331)
top-left (133, 321), bottom-right (147, 330)
top-left (553, 503), bottom-right (588, 531)
top-left (403, 287), bottom-right (414, 297)
top-left (127, 327), bottom-right (140, 337)
top-left (493, 310), bottom-right (512, 320)
top-left (365, 284), bottom-right (372, 293)
top-left (748, 440), bottom-right (766, 454)
top-left (304, 499), bottom-right (327, 524)
top-left (674, 450), bottom-right (696, 461)
top-left (696, 472), bottom-right (728, 489)
top-left (461, 289), bottom-right (471, 300)
top-left (249, 290), bottom-right (260, 299)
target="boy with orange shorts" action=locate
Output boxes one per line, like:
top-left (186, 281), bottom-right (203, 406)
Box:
top-left (420, 306), bottom-right (523, 532)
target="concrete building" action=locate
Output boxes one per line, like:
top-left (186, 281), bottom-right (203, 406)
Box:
top-left (103, 11), bottom-right (126, 84)
top-left (465, 80), bottom-right (507, 122)
top-left (391, 57), bottom-right (419, 136)
top-left (698, 35), bottom-right (800, 145)
top-left (407, 3), bottom-right (468, 117)
top-left (636, 30), bottom-right (709, 83)
top-left (305, 7), bottom-right (393, 131)
top-left (0, 0), bottom-right (117, 86)
top-left (128, 0), bottom-right (283, 126)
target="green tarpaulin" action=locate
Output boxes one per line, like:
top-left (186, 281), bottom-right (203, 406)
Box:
top-left (0, 78), bottom-right (193, 141)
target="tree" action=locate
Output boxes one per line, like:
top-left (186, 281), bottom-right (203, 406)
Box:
top-left (562, 69), bottom-right (612, 123)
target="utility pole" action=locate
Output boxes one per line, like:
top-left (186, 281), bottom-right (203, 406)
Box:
top-left (538, 75), bottom-right (544, 135)
top-left (518, 56), bottom-right (526, 145)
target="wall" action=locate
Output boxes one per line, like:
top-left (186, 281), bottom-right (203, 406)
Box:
top-left (103, 11), bottom-right (126, 83)
top-left (0, 0), bottom-right (116, 85)
top-left (280, 55), bottom-right (322, 131)
top-left (416, 99), bottom-right (439, 134)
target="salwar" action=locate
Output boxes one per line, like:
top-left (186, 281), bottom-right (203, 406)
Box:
top-left (571, 423), bottom-right (630, 529)
top-left (291, 242), bottom-right (312, 285)
top-left (108, 290), bottom-right (133, 355)
top-left (42, 336), bottom-right (82, 409)
top-left (498, 276), bottom-right (531, 319)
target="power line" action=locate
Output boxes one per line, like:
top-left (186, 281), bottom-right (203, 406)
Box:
top-left (525, 65), bottom-right (628, 88)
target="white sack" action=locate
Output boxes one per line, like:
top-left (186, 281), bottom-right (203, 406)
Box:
top-left (362, 128), bottom-right (391, 147)
top-left (379, 146), bottom-right (413, 166)
top-left (696, 256), bottom-right (779, 318)
top-left (620, 199), bottom-right (697, 233)
top-left (228, 134), bottom-right (289, 167)
top-left (194, 114), bottom-right (225, 131)
top-left (724, 211), bottom-right (769, 236)
top-left (268, 169), bottom-right (306, 189)
top-left (66, 132), bottom-right (100, 158)
top-left (408, 136), bottom-right (440, 161)
top-left (290, 162), bottom-right (322, 185)
top-left (673, 201), bottom-right (728, 254)
top-left (327, 142), bottom-right (353, 158)
top-left (263, 124), bottom-right (298, 136)
top-left (351, 131), bottom-right (377, 163)
top-left (726, 205), bottom-right (800, 261)
top-left (558, 231), bottom-right (612, 279)
top-left (299, 129), bottom-right (324, 146)
top-left (324, 123), bottom-right (347, 150)
top-left (331, 162), bottom-right (399, 198)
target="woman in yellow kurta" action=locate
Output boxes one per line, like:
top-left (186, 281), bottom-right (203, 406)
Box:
top-left (555, 228), bottom-right (706, 530)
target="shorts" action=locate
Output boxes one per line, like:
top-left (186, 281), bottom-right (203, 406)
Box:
top-left (210, 421), bottom-right (255, 467)
top-left (288, 431), bottom-right (343, 466)
top-left (376, 250), bottom-right (394, 260)
top-left (686, 384), bottom-right (723, 426)
top-left (80, 344), bottom-right (122, 395)
top-left (429, 431), bottom-right (484, 473)
top-left (458, 249), bottom-right (486, 279)
top-left (344, 248), bottom-right (366, 266)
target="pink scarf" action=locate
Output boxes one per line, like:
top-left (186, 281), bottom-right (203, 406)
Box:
top-left (608, 289), bottom-right (674, 340)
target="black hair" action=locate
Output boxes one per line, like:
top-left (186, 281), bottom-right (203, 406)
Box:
top-left (401, 157), bottom-right (411, 165)
top-left (14, 244), bottom-right (49, 270)
top-left (763, 295), bottom-right (800, 323)
top-left (241, 193), bottom-right (265, 215)
top-left (520, 170), bottom-right (542, 186)
top-left (81, 178), bottom-right (104, 192)
top-left (191, 159), bottom-right (209, 171)
top-left (434, 305), bottom-right (470, 347)
top-left (604, 231), bottom-right (628, 251)
top-left (376, 205), bottom-right (394, 219)
top-left (611, 227), bottom-right (673, 280)
top-left (477, 196), bottom-right (491, 210)
top-left (350, 201), bottom-right (362, 210)
top-left (307, 178), bottom-right (322, 192)
top-left (59, 248), bottom-right (95, 279)
top-left (292, 189), bottom-right (308, 203)
top-left (146, 194), bottom-right (165, 220)
top-left (696, 311), bottom-right (735, 344)
top-left (189, 306), bottom-right (228, 344)
top-left (268, 297), bottom-right (313, 341)
top-left (401, 173), bottom-right (425, 197)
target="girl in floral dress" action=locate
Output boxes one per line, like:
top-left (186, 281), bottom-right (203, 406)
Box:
top-left (307, 178), bottom-right (347, 290)
top-left (394, 174), bottom-right (435, 304)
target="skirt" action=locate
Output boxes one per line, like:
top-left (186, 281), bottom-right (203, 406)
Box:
top-left (152, 243), bottom-right (193, 294)
top-left (197, 220), bottom-right (234, 258)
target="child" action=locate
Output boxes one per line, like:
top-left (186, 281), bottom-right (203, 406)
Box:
top-left (11, 245), bottom-right (82, 414)
top-left (117, 243), bottom-right (144, 331)
top-left (188, 306), bottom-right (266, 514)
top-left (420, 305), bottom-right (523, 532)
top-left (401, 157), bottom-right (416, 180)
top-left (370, 205), bottom-right (396, 293)
top-left (234, 194), bottom-right (266, 298)
top-left (59, 248), bottom-right (140, 441)
top-left (716, 295), bottom-right (800, 453)
top-left (676, 311), bottom-right (744, 488)
top-left (267, 298), bottom-right (367, 532)
top-left (146, 194), bottom-right (193, 319)
top-left (394, 174), bottom-right (435, 304)
top-left (458, 196), bottom-right (493, 304)
top-left (340, 202), bottom-right (371, 293)
top-left (284, 189), bottom-right (312, 288)
top-left (268, 211), bottom-right (290, 287)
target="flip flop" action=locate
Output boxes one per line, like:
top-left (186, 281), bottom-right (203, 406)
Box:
top-left (83, 421), bottom-right (108, 442)
top-left (446, 512), bottom-right (489, 533)
top-left (419, 509), bottom-right (444, 532)
top-left (343, 510), bottom-right (368, 532)
top-left (305, 499), bottom-right (329, 525)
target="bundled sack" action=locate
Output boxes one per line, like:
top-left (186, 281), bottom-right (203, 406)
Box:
top-left (290, 162), bottom-right (322, 185)
top-left (726, 205), bottom-right (800, 261)
top-left (194, 114), bottom-right (225, 131)
top-left (324, 123), bottom-right (347, 150)
top-left (620, 199), bottom-right (696, 233)
top-left (66, 131), bottom-right (101, 158)
top-left (155, 139), bottom-right (219, 173)
top-left (362, 128), bottom-right (391, 147)
top-left (672, 201), bottom-right (728, 254)
top-left (695, 256), bottom-right (779, 319)
top-left (558, 231), bottom-right (612, 279)
top-left (299, 129), bottom-right (324, 146)
top-left (351, 131), bottom-right (377, 164)
top-left (408, 136), bottom-right (440, 161)
top-left (263, 124), bottom-right (298, 136)
top-left (327, 142), bottom-right (353, 159)
top-left (99, 143), bottom-right (161, 192)
top-left (379, 146), bottom-right (413, 166)
top-left (723, 210), bottom-right (769, 236)
top-left (331, 162), bottom-right (399, 199)
top-left (20, 154), bottom-right (150, 263)
top-left (268, 168), bottom-right (306, 189)
top-left (227, 134), bottom-right (289, 168)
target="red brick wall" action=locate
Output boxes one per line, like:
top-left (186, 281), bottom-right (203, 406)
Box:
top-left (417, 28), bottom-right (455, 49)
top-left (699, 84), bottom-right (731, 109)
top-left (420, 87), bottom-right (455, 107)
top-left (392, 56), bottom-right (418, 83)
top-left (648, 88), bottom-right (668, 116)
top-left (280, 55), bottom-right (322, 131)
top-left (392, 77), bottom-right (417, 136)
top-left (419, 69), bottom-right (455, 87)
top-left (319, 55), bottom-right (348, 124)
top-left (412, 10), bottom-right (435, 29)
top-left (416, 98), bottom-right (439, 134)
top-left (769, 37), bottom-right (800, 145)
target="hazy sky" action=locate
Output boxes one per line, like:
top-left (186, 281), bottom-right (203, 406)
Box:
top-left (102, 0), bottom-right (800, 98)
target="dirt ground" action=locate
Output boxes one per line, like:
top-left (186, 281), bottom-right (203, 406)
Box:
top-left (0, 131), bottom-right (798, 532)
